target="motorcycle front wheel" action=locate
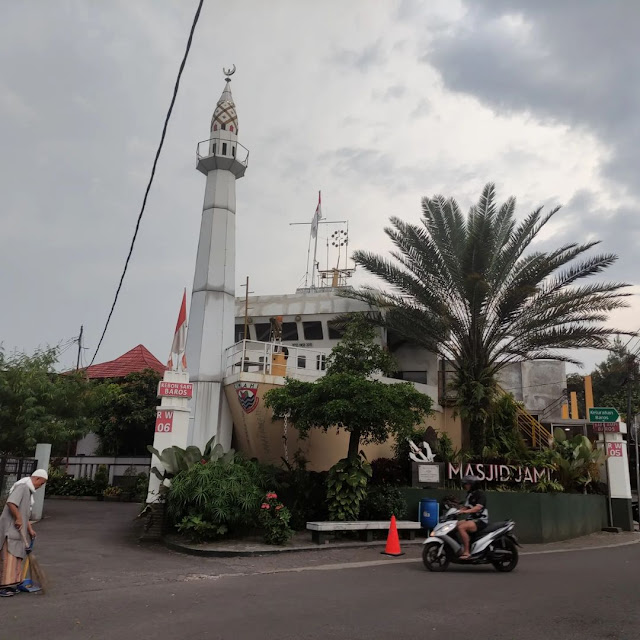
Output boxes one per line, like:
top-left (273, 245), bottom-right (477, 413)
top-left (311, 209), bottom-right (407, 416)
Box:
top-left (492, 539), bottom-right (518, 572)
top-left (422, 544), bottom-right (450, 572)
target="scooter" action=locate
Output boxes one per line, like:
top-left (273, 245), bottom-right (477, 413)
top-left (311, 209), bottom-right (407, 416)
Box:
top-left (422, 501), bottom-right (520, 572)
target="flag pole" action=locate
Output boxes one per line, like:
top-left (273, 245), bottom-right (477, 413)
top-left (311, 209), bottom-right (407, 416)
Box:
top-left (311, 191), bottom-right (320, 289)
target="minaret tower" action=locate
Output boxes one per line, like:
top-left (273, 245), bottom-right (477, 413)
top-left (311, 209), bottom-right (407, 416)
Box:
top-left (185, 66), bottom-right (247, 450)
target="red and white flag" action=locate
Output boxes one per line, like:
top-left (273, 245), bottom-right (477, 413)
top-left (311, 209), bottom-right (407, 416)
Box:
top-left (310, 190), bottom-right (322, 238)
top-left (168, 289), bottom-right (188, 371)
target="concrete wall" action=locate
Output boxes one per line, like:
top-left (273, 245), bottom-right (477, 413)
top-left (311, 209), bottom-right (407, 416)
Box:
top-left (498, 360), bottom-right (566, 419)
top-left (401, 488), bottom-right (607, 543)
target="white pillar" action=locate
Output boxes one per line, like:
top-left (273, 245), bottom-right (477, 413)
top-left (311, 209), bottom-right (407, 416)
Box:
top-left (146, 370), bottom-right (192, 503)
top-left (33, 443), bottom-right (51, 521)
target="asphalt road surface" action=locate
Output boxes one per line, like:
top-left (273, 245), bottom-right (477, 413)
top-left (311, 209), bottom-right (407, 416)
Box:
top-left (0, 502), bottom-right (638, 640)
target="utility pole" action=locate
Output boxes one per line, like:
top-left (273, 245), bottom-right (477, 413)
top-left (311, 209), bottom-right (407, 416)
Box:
top-left (240, 277), bottom-right (253, 341)
top-left (628, 353), bottom-right (640, 503)
top-left (76, 325), bottom-right (84, 370)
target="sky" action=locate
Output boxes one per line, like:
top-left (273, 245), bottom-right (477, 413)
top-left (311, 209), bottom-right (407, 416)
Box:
top-left (1, 0), bottom-right (639, 374)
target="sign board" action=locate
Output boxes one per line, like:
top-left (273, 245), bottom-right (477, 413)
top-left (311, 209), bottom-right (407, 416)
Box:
top-left (418, 464), bottom-right (441, 484)
top-left (592, 422), bottom-right (620, 433)
top-left (158, 381), bottom-right (193, 398)
top-left (588, 407), bottom-right (619, 423)
top-left (411, 462), bottom-right (443, 487)
top-left (447, 462), bottom-right (550, 484)
top-left (606, 442), bottom-right (624, 458)
top-left (155, 410), bottom-right (174, 433)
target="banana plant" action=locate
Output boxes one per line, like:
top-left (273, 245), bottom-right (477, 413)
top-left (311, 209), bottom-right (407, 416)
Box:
top-left (147, 436), bottom-right (234, 491)
top-left (551, 429), bottom-right (605, 493)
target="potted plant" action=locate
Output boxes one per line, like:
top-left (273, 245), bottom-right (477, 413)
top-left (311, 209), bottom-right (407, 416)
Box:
top-left (103, 486), bottom-right (123, 502)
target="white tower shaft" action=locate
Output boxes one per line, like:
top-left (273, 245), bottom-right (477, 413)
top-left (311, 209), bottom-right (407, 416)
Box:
top-left (186, 75), bottom-right (246, 451)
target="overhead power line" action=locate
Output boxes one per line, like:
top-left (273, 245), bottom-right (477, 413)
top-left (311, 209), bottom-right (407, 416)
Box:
top-left (89, 0), bottom-right (204, 366)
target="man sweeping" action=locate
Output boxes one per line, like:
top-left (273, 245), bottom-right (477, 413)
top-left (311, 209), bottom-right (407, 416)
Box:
top-left (0, 469), bottom-right (48, 597)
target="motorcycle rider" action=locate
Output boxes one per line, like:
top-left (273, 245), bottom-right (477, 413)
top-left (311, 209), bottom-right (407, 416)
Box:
top-left (457, 474), bottom-right (489, 559)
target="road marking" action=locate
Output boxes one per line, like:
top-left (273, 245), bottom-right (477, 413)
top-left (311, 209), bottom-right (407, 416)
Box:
top-left (181, 535), bottom-right (640, 582)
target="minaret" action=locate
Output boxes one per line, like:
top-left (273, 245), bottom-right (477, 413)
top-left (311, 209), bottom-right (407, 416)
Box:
top-left (185, 67), bottom-right (247, 451)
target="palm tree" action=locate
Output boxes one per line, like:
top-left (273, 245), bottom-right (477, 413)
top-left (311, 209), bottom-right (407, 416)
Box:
top-left (348, 183), bottom-right (630, 452)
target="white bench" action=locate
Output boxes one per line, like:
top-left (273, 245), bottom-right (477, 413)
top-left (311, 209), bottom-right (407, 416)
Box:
top-left (306, 520), bottom-right (422, 544)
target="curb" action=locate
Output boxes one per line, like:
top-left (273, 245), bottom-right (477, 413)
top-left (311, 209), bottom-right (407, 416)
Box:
top-left (165, 537), bottom-right (421, 558)
top-left (165, 533), bottom-right (640, 559)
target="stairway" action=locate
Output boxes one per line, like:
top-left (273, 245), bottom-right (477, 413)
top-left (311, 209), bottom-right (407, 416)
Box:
top-left (497, 386), bottom-right (553, 449)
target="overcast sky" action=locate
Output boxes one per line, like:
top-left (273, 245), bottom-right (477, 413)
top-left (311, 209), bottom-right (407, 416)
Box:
top-left (1, 0), bottom-right (638, 375)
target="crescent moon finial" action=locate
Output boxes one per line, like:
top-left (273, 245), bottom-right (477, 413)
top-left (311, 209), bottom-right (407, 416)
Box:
top-left (223, 64), bottom-right (236, 79)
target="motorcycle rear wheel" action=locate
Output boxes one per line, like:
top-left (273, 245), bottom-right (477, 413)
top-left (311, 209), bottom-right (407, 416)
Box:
top-left (422, 544), bottom-right (450, 572)
top-left (492, 539), bottom-right (518, 572)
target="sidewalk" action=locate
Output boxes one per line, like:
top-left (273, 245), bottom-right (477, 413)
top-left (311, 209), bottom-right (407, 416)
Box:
top-left (167, 528), bottom-right (640, 558)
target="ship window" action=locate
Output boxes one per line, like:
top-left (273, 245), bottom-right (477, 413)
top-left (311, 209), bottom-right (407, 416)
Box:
top-left (222, 142), bottom-right (227, 155)
top-left (255, 323), bottom-right (271, 342)
top-left (400, 371), bottom-right (428, 385)
top-left (316, 354), bottom-right (326, 371)
top-left (328, 320), bottom-right (345, 340)
top-left (303, 321), bottom-right (323, 340)
top-left (232, 146), bottom-right (236, 157)
top-left (234, 324), bottom-right (246, 342)
top-left (297, 355), bottom-right (306, 369)
top-left (212, 143), bottom-right (216, 155)
top-left (281, 322), bottom-right (299, 341)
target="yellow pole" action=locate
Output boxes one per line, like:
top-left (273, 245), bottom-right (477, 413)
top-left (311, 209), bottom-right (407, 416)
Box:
top-left (584, 375), bottom-right (594, 412)
top-left (570, 392), bottom-right (579, 419)
top-left (561, 404), bottom-right (569, 419)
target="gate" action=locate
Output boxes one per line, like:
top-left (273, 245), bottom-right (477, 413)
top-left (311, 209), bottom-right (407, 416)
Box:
top-left (0, 456), bottom-right (38, 499)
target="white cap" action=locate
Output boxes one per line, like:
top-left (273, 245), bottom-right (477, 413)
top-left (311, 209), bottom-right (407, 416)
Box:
top-left (32, 469), bottom-right (49, 480)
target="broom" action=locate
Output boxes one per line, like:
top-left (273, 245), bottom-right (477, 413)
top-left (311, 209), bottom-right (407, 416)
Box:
top-left (20, 531), bottom-right (48, 595)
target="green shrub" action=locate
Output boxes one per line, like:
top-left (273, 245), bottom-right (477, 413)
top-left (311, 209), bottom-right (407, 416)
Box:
top-left (46, 475), bottom-right (100, 497)
top-left (177, 515), bottom-right (227, 542)
top-left (134, 473), bottom-right (149, 502)
top-left (94, 465), bottom-right (109, 493)
top-left (275, 456), bottom-right (328, 530)
top-left (359, 484), bottom-right (407, 520)
top-left (326, 455), bottom-right (372, 521)
top-left (258, 492), bottom-right (294, 545)
top-left (370, 458), bottom-right (406, 486)
top-left (103, 485), bottom-right (122, 498)
top-left (167, 453), bottom-right (272, 538)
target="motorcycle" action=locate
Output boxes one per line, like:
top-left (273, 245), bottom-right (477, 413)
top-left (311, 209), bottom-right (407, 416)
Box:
top-left (422, 500), bottom-right (520, 572)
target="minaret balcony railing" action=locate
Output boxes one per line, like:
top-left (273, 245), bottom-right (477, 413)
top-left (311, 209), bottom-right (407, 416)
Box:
top-left (196, 138), bottom-right (250, 166)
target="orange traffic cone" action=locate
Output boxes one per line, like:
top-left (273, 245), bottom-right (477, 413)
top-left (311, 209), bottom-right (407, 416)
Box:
top-left (381, 515), bottom-right (404, 557)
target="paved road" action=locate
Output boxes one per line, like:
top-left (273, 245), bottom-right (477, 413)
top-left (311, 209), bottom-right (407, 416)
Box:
top-left (1, 501), bottom-right (638, 639)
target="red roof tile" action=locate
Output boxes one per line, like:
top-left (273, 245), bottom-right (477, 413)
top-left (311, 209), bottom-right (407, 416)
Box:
top-left (83, 344), bottom-right (166, 379)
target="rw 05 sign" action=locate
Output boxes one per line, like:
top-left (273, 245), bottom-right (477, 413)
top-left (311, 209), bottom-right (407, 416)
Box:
top-left (155, 410), bottom-right (174, 433)
top-left (606, 442), bottom-right (624, 458)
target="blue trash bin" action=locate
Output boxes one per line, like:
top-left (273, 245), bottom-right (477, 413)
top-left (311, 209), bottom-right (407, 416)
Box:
top-left (419, 498), bottom-right (439, 530)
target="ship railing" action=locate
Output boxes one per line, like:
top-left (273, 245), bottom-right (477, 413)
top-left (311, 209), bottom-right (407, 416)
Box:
top-left (225, 340), bottom-right (328, 380)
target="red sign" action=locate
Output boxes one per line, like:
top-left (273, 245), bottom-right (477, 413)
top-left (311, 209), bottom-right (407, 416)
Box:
top-left (592, 422), bottom-right (620, 433)
top-left (155, 410), bottom-right (174, 433)
top-left (607, 442), bottom-right (624, 458)
top-left (158, 382), bottom-right (193, 398)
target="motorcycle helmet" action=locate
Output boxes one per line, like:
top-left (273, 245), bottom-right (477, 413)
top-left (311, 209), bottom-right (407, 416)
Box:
top-left (462, 474), bottom-right (479, 489)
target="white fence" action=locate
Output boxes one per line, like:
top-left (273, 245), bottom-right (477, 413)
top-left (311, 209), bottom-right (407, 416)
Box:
top-left (63, 456), bottom-right (151, 485)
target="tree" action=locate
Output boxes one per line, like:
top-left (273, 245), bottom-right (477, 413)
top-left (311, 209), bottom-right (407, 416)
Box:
top-left (264, 317), bottom-right (433, 460)
top-left (566, 373), bottom-right (586, 419)
top-left (347, 183), bottom-right (629, 452)
top-left (92, 369), bottom-right (162, 456)
top-left (591, 338), bottom-right (640, 422)
top-left (0, 347), bottom-right (95, 456)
